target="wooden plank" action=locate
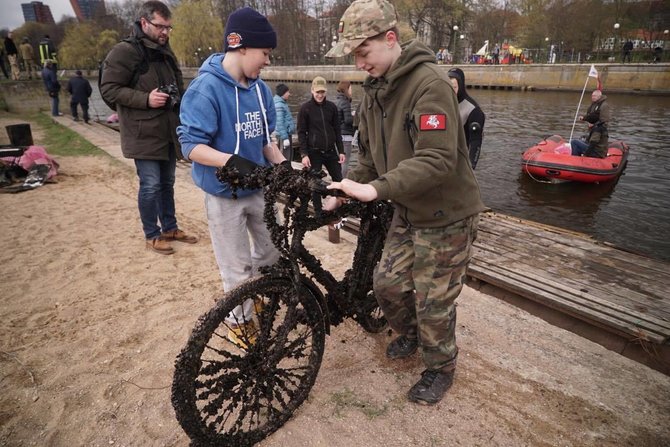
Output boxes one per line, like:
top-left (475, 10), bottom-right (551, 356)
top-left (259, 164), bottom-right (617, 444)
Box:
top-left (472, 258), bottom-right (670, 333)
top-left (472, 244), bottom-right (670, 321)
top-left (473, 218), bottom-right (670, 307)
top-left (469, 262), bottom-right (668, 344)
top-left (480, 213), bottom-right (670, 277)
top-left (471, 238), bottom-right (666, 312)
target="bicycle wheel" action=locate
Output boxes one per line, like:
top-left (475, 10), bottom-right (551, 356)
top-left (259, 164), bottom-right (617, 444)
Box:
top-left (172, 275), bottom-right (326, 446)
top-left (355, 291), bottom-right (388, 334)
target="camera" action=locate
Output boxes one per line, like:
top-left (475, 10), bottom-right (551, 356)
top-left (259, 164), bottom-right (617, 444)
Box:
top-left (158, 83), bottom-right (181, 111)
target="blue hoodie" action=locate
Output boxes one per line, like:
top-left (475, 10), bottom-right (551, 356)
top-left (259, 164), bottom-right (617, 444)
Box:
top-left (178, 53), bottom-right (276, 198)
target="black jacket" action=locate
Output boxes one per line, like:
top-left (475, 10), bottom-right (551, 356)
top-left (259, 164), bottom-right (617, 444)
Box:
top-left (4, 37), bottom-right (18, 56)
top-left (448, 68), bottom-right (486, 169)
top-left (297, 97), bottom-right (344, 156)
top-left (67, 75), bottom-right (92, 103)
top-left (334, 91), bottom-right (355, 136)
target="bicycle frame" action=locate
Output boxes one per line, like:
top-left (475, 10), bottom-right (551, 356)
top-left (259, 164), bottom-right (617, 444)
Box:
top-left (219, 164), bottom-right (394, 330)
top-left (172, 165), bottom-right (395, 447)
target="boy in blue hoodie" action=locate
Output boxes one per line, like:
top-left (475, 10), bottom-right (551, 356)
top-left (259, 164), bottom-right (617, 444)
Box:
top-left (177, 7), bottom-right (286, 346)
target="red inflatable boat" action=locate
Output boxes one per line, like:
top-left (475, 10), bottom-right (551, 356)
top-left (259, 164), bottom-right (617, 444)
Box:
top-left (522, 135), bottom-right (629, 183)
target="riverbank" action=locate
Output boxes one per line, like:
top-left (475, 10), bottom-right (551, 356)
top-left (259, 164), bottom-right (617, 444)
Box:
top-left (1, 112), bottom-right (669, 446)
top-left (1, 62), bottom-right (669, 114)
top-left (255, 63), bottom-right (670, 94)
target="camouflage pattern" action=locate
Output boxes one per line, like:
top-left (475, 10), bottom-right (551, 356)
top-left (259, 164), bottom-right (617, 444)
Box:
top-left (325, 0), bottom-right (398, 58)
top-left (373, 212), bottom-right (479, 371)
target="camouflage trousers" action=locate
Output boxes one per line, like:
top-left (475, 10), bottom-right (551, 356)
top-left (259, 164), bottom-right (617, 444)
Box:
top-left (374, 212), bottom-right (479, 371)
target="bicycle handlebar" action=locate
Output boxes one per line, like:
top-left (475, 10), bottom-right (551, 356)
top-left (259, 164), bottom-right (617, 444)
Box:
top-left (216, 164), bottom-right (348, 200)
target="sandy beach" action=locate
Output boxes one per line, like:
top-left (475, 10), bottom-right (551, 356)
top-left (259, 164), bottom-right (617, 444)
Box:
top-left (1, 113), bottom-right (669, 447)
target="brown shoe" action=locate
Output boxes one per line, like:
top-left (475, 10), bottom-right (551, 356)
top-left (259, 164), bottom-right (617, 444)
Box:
top-left (146, 237), bottom-right (175, 255)
top-left (161, 229), bottom-right (198, 244)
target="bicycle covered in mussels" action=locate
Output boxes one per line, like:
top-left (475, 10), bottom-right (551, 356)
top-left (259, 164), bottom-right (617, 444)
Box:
top-left (171, 164), bottom-right (394, 446)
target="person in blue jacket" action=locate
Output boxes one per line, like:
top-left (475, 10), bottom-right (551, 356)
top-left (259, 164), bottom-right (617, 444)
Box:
top-left (273, 83), bottom-right (295, 162)
top-left (177, 7), bottom-right (287, 347)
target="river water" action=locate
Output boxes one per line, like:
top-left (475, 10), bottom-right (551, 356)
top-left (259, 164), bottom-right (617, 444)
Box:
top-left (88, 81), bottom-right (670, 262)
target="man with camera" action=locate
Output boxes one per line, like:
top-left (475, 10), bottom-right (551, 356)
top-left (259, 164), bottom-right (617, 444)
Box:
top-left (100, 1), bottom-right (197, 255)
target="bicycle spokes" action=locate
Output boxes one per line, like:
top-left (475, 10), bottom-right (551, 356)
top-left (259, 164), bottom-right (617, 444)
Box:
top-left (172, 277), bottom-right (326, 446)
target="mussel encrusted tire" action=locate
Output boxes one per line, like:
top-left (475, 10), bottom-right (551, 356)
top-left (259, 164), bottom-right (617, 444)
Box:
top-left (171, 276), bottom-right (326, 446)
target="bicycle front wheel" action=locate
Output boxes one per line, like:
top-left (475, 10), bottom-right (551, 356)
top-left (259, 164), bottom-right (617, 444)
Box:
top-left (172, 275), bottom-right (326, 446)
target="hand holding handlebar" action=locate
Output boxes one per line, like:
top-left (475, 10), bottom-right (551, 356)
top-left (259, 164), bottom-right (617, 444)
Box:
top-left (327, 179), bottom-right (378, 202)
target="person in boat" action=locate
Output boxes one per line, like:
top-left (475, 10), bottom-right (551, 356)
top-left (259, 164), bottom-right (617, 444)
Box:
top-left (570, 120), bottom-right (608, 158)
top-left (571, 89), bottom-right (609, 158)
top-left (580, 89), bottom-right (609, 126)
top-left (447, 68), bottom-right (486, 169)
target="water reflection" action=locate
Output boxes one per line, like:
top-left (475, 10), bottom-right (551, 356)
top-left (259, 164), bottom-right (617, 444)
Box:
top-left (516, 172), bottom-right (620, 236)
top-left (87, 79), bottom-right (670, 262)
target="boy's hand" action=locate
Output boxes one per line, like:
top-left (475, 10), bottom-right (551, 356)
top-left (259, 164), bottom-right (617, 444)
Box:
top-left (225, 154), bottom-right (261, 177)
top-left (327, 179), bottom-right (377, 202)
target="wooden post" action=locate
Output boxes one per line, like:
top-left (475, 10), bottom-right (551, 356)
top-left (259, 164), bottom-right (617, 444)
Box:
top-left (327, 224), bottom-right (340, 243)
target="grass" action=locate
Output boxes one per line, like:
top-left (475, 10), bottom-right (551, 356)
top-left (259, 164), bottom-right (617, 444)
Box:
top-left (27, 112), bottom-right (106, 157)
top-left (330, 388), bottom-right (389, 419)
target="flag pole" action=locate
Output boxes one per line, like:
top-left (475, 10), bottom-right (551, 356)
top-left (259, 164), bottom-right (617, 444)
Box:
top-left (568, 74), bottom-right (590, 144)
top-left (569, 64), bottom-right (599, 145)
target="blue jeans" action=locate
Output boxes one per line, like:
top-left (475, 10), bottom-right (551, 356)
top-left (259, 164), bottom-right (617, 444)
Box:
top-left (134, 148), bottom-right (178, 240)
top-left (570, 139), bottom-right (589, 156)
top-left (50, 93), bottom-right (60, 116)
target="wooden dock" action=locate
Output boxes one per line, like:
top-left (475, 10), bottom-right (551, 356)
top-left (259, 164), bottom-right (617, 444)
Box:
top-left (338, 211), bottom-right (670, 374)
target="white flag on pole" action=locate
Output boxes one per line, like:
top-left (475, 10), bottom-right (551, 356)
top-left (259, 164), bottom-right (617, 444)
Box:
top-left (588, 64), bottom-right (598, 78)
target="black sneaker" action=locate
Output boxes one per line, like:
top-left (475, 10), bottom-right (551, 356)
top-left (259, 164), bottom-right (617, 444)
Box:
top-left (407, 369), bottom-right (454, 405)
top-left (386, 335), bottom-right (418, 359)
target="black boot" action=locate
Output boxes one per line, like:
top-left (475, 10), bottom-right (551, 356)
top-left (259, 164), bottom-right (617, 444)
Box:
top-left (386, 335), bottom-right (418, 359)
top-left (407, 369), bottom-right (454, 405)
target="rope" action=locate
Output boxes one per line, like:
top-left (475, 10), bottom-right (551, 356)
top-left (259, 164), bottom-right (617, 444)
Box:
top-left (523, 141), bottom-right (554, 184)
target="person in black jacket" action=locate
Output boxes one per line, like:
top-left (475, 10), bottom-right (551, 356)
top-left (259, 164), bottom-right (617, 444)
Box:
top-left (297, 76), bottom-right (344, 212)
top-left (448, 68), bottom-right (486, 169)
top-left (66, 70), bottom-right (93, 123)
top-left (4, 32), bottom-right (20, 80)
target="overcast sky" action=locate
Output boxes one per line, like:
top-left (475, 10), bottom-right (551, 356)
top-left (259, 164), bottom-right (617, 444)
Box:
top-left (2, 0), bottom-right (77, 31)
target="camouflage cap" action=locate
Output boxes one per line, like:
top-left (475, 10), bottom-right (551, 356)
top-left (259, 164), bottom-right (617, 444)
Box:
top-left (312, 76), bottom-right (327, 92)
top-left (325, 0), bottom-right (398, 58)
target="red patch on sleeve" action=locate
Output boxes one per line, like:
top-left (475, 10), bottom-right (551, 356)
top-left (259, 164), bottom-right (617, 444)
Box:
top-left (419, 114), bottom-right (447, 131)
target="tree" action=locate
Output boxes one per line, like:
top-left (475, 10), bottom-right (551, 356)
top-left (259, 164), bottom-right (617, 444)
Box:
top-left (58, 22), bottom-right (102, 69)
top-left (170, 0), bottom-right (224, 67)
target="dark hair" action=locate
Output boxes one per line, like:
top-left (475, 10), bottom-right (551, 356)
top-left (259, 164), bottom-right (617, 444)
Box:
top-left (336, 80), bottom-right (351, 97)
top-left (275, 83), bottom-right (289, 96)
top-left (141, 0), bottom-right (171, 21)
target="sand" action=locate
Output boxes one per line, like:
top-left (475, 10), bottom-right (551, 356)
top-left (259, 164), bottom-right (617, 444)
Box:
top-left (1, 113), bottom-right (669, 447)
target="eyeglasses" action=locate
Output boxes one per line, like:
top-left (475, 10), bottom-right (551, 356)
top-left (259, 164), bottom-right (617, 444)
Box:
top-left (145, 18), bottom-right (173, 32)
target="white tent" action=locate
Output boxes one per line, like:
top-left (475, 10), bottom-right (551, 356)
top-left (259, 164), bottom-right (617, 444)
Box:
top-left (476, 40), bottom-right (489, 56)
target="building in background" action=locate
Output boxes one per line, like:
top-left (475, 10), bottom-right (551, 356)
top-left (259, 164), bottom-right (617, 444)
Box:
top-left (21, 1), bottom-right (55, 24)
top-left (70, 0), bottom-right (106, 21)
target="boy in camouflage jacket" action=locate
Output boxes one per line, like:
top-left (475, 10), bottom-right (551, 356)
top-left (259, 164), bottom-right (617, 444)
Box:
top-left (325, 0), bottom-right (486, 405)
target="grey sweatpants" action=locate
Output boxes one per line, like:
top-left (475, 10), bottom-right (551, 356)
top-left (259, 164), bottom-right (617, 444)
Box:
top-left (205, 191), bottom-right (279, 323)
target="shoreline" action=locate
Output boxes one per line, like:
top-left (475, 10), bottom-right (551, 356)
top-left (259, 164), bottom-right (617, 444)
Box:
top-left (1, 112), bottom-right (669, 446)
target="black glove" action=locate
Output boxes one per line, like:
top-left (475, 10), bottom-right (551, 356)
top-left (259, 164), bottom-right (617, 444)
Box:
top-left (225, 154), bottom-right (261, 177)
